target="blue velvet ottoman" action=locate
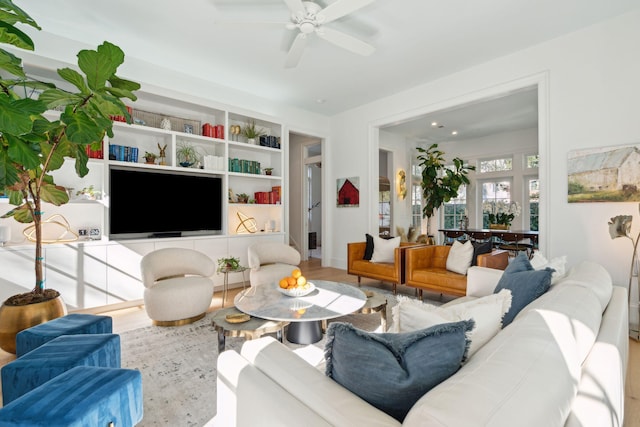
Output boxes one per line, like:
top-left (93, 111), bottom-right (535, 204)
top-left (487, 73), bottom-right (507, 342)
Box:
top-left (16, 313), bottom-right (113, 357)
top-left (0, 366), bottom-right (143, 426)
top-left (2, 334), bottom-right (121, 405)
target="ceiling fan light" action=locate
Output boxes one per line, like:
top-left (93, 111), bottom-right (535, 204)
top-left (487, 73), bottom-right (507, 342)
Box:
top-left (300, 21), bottom-right (315, 33)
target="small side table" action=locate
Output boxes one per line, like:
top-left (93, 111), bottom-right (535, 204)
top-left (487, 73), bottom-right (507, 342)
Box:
top-left (321, 291), bottom-right (388, 332)
top-left (358, 292), bottom-right (388, 331)
top-left (218, 265), bottom-right (248, 307)
top-left (211, 307), bottom-right (289, 353)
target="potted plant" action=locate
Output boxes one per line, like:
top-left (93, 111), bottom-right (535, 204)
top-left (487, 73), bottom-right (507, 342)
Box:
top-left (416, 144), bottom-right (475, 238)
top-left (242, 120), bottom-right (265, 145)
top-left (144, 151), bottom-right (157, 164)
top-left (217, 256), bottom-right (241, 273)
top-left (264, 167), bottom-right (273, 176)
top-left (236, 193), bottom-right (250, 203)
top-left (177, 141), bottom-right (198, 167)
top-left (0, 1), bottom-right (140, 353)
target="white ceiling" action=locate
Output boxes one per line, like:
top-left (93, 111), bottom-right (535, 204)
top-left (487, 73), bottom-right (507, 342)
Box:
top-left (15, 0), bottom-right (639, 139)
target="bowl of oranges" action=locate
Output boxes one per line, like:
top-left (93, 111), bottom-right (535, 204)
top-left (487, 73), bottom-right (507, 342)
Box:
top-left (278, 268), bottom-right (315, 297)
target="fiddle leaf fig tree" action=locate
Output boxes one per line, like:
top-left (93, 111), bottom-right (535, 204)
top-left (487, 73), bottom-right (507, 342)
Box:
top-left (0, 0), bottom-right (140, 304)
top-left (416, 143), bottom-right (475, 221)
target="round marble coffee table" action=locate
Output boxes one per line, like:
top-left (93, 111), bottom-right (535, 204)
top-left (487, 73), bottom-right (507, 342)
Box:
top-left (234, 280), bottom-right (366, 344)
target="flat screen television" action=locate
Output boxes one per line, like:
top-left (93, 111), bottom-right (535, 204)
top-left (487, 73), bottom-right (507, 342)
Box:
top-left (109, 166), bottom-right (223, 239)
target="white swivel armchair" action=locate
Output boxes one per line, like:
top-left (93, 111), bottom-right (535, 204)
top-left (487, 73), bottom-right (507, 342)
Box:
top-left (248, 242), bottom-right (301, 287)
top-left (140, 248), bottom-right (216, 326)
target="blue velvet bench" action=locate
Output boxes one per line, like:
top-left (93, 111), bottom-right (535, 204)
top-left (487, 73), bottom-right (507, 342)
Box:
top-left (16, 313), bottom-right (113, 357)
top-left (1, 333), bottom-right (121, 405)
top-left (0, 366), bottom-right (143, 426)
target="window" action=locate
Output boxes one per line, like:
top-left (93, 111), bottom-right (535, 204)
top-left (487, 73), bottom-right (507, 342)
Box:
top-left (442, 185), bottom-right (467, 229)
top-left (379, 177), bottom-right (391, 236)
top-left (526, 154), bottom-right (539, 169)
top-left (479, 157), bottom-right (512, 173)
top-left (481, 181), bottom-right (511, 228)
top-left (411, 164), bottom-right (423, 229)
top-left (528, 178), bottom-right (539, 231)
top-left (411, 184), bottom-right (422, 229)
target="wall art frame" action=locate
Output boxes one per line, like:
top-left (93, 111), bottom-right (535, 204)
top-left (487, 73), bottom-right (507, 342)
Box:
top-left (337, 177), bottom-right (360, 207)
top-left (568, 142), bottom-right (640, 203)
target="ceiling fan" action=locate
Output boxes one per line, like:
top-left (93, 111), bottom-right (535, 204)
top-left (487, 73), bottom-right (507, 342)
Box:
top-left (242, 0), bottom-right (376, 68)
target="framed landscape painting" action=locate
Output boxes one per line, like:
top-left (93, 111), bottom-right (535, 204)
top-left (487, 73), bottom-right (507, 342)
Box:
top-left (567, 143), bottom-right (640, 203)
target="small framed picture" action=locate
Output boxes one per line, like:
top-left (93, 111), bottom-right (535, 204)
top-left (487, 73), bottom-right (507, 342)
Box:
top-left (184, 124), bottom-right (194, 134)
top-left (89, 228), bottom-right (101, 239)
top-left (78, 228), bottom-right (88, 238)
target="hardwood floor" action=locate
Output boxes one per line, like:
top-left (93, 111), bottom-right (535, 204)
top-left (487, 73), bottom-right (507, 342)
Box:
top-left (0, 257), bottom-right (638, 424)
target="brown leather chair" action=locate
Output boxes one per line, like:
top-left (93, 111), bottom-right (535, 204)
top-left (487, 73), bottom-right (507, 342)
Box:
top-left (405, 245), bottom-right (508, 298)
top-left (347, 241), bottom-right (424, 294)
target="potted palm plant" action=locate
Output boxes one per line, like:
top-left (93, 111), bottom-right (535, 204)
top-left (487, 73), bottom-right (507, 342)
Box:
top-left (0, 0), bottom-right (140, 353)
top-left (417, 144), bottom-right (475, 239)
top-left (242, 120), bottom-right (265, 145)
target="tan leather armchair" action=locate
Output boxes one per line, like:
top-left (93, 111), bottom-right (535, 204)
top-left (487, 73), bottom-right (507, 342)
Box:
top-left (347, 241), bottom-right (424, 294)
top-left (405, 245), bottom-right (508, 297)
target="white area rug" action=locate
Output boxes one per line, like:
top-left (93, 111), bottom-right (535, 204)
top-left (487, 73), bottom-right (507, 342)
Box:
top-left (120, 286), bottom-right (438, 426)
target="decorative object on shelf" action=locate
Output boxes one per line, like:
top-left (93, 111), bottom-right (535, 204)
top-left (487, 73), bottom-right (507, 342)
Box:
top-left (0, 0), bottom-right (140, 343)
top-left (23, 214), bottom-right (79, 244)
top-left (160, 118), bottom-right (172, 130)
top-left (144, 152), bottom-right (157, 164)
top-left (183, 124), bottom-right (193, 134)
top-left (177, 141), bottom-right (199, 167)
top-left (157, 143), bottom-right (167, 166)
top-left (75, 185), bottom-right (101, 201)
top-left (417, 144), bottom-right (475, 236)
top-left (608, 204), bottom-right (640, 340)
top-left (264, 167), bottom-right (273, 176)
top-left (131, 109), bottom-right (200, 135)
top-left (242, 120), bottom-right (265, 145)
top-left (236, 193), bottom-right (250, 204)
top-left (483, 201), bottom-right (521, 228)
top-left (337, 177), bottom-right (360, 207)
top-left (397, 169), bottom-right (407, 200)
top-left (230, 125), bottom-right (242, 141)
top-left (236, 211), bottom-right (258, 234)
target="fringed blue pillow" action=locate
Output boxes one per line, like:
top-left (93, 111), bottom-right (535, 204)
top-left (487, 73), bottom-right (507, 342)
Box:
top-left (494, 252), bottom-right (554, 326)
top-left (324, 320), bottom-right (473, 422)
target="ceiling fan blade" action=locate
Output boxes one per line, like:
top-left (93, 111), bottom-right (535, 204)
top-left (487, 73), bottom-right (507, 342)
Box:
top-left (316, 27), bottom-right (374, 56)
top-left (319, 0), bottom-right (375, 24)
top-left (283, 0), bottom-right (306, 16)
top-left (285, 33), bottom-right (308, 68)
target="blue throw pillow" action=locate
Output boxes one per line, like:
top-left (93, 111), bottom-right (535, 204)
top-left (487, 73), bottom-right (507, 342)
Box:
top-left (324, 320), bottom-right (473, 422)
top-left (494, 252), bottom-right (554, 326)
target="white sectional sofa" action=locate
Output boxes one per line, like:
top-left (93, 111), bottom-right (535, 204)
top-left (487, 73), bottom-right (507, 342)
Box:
top-left (215, 260), bottom-right (628, 427)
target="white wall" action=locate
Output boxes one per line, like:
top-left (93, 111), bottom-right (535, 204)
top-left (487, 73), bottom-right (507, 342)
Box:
top-left (326, 9), bottom-right (640, 301)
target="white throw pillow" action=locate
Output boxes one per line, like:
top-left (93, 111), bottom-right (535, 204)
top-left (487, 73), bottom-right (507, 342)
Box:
top-left (370, 236), bottom-right (401, 263)
top-left (445, 240), bottom-right (474, 275)
top-left (530, 252), bottom-right (567, 285)
top-left (391, 289), bottom-right (512, 358)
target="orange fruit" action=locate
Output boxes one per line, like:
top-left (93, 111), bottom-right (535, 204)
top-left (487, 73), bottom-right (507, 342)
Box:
top-left (292, 268), bottom-right (302, 279)
top-left (279, 278), bottom-right (289, 289)
top-left (286, 276), bottom-right (297, 287)
top-left (296, 276), bottom-right (307, 286)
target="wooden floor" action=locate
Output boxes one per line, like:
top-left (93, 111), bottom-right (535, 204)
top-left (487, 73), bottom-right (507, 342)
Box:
top-left (0, 257), bottom-right (638, 424)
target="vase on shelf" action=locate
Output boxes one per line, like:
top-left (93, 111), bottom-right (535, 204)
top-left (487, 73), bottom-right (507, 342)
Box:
top-left (489, 223), bottom-right (509, 230)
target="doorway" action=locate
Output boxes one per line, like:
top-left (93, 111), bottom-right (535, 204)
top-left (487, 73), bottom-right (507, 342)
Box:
top-left (306, 151), bottom-right (322, 259)
top-left (288, 132), bottom-right (323, 261)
